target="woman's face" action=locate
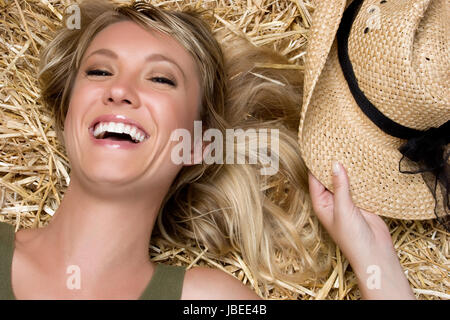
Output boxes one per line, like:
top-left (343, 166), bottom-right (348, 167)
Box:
top-left (64, 20), bottom-right (201, 193)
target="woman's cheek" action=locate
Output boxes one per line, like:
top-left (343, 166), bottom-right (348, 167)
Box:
top-left (145, 94), bottom-right (193, 133)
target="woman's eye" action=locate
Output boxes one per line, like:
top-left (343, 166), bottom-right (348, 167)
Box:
top-left (84, 69), bottom-right (175, 86)
top-left (85, 69), bottom-right (112, 77)
top-left (150, 77), bottom-right (176, 87)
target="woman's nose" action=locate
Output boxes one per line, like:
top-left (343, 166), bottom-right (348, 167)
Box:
top-left (103, 76), bottom-right (140, 108)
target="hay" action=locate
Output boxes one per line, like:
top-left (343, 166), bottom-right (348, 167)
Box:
top-left (0, 0), bottom-right (448, 300)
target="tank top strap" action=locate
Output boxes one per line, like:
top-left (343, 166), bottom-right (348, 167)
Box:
top-left (138, 263), bottom-right (186, 300)
top-left (0, 222), bottom-right (16, 300)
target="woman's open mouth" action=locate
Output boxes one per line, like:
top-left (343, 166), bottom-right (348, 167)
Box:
top-left (88, 122), bottom-right (149, 149)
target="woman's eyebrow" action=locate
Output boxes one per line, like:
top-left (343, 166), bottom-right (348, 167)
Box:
top-left (86, 48), bottom-right (117, 60)
top-left (85, 48), bottom-right (186, 80)
top-left (145, 53), bottom-right (186, 80)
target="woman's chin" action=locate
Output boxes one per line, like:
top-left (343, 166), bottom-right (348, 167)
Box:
top-left (80, 164), bottom-right (145, 186)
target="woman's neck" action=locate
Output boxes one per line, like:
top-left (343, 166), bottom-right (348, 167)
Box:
top-left (27, 173), bottom-right (166, 280)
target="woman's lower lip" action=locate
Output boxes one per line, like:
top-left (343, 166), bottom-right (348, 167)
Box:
top-left (88, 128), bottom-right (145, 150)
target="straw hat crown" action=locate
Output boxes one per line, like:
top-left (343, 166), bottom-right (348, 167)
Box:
top-left (347, 0), bottom-right (449, 130)
top-left (301, 0), bottom-right (449, 131)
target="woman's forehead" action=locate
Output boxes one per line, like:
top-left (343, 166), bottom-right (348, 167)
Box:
top-left (82, 20), bottom-right (196, 71)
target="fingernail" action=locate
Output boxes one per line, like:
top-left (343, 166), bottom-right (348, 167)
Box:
top-left (332, 161), bottom-right (341, 176)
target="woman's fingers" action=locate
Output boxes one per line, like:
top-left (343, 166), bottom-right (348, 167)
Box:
top-left (308, 172), bottom-right (324, 196)
top-left (309, 164), bottom-right (370, 243)
top-left (331, 162), bottom-right (355, 218)
top-left (331, 163), bottom-right (379, 249)
top-left (308, 172), bottom-right (334, 229)
top-left (309, 164), bottom-right (412, 299)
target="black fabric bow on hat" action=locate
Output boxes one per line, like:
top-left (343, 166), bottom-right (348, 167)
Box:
top-left (399, 121), bottom-right (450, 171)
top-left (337, 0), bottom-right (450, 232)
top-left (399, 121), bottom-right (450, 232)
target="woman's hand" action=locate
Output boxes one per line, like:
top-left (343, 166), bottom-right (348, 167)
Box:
top-left (308, 162), bottom-right (416, 300)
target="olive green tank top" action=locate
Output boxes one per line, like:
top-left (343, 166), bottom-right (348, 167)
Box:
top-left (0, 222), bottom-right (185, 300)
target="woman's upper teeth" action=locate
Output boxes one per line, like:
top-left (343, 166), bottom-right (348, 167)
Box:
top-left (93, 122), bottom-right (146, 143)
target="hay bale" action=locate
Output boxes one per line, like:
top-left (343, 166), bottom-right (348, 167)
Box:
top-left (0, 0), bottom-right (448, 300)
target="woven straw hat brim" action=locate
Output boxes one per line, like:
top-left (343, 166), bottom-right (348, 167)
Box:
top-left (300, 0), bottom-right (348, 126)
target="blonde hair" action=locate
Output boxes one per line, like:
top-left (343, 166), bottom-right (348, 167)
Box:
top-left (38, 0), bottom-right (331, 286)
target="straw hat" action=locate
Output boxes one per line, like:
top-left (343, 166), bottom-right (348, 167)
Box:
top-left (298, 0), bottom-right (449, 226)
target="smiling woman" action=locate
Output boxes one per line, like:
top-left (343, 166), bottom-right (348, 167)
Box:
top-left (0, 0), bottom-right (327, 300)
top-left (0, 0), bottom-right (434, 301)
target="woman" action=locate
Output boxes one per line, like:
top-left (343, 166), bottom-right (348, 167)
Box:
top-left (0, 0), bottom-right (414, 299)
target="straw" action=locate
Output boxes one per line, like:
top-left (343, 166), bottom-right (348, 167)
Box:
top-left (0, 0), bottom-right (448, 300)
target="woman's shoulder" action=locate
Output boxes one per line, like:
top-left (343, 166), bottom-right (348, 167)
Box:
top-left (181, 266), bottom-right (261, 300)
top-left (0, 221), bottom-right (14, 231)
top-left (0, 221), bottom-right (14, 243)
top-left (0, 222), bottom-right (16, 271)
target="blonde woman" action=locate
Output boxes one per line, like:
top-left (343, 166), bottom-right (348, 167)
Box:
top-left (0, 0), bottom-right (414, 299)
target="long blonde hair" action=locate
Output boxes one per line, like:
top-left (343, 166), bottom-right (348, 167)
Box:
top-left (38, 0), bottom-right (331, 286)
